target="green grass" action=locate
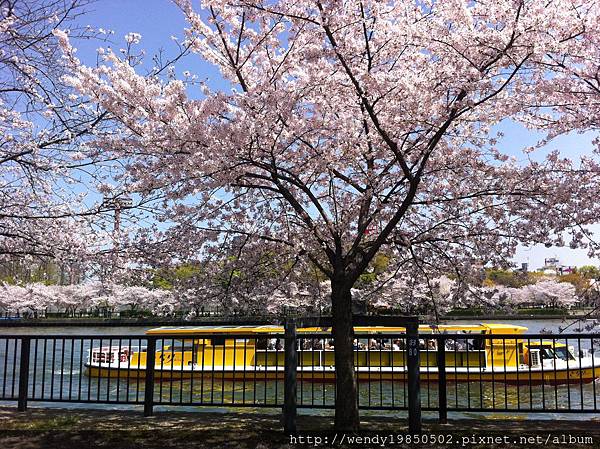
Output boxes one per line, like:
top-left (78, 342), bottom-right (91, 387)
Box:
top-left (5, 415), bottom-right (80, 431)
top-left (444, 307), bottom-right (569, 317)
top-left (444, 308), bottom-right (486, 316)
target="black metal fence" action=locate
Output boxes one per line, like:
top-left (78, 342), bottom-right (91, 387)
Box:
top-left (1, 322), bottom-right (599, 433)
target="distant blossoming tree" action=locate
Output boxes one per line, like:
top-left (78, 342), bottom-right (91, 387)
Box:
top-left (0, 282), bottom-right (177, 316)
top-left (497, 280), bottom-right (579, 309)
top-left (0, 276), bottom-right (579, 319)
top-left (57, 0), bottom-right (600, 430)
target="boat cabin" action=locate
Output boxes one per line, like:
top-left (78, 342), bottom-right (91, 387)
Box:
top-left (139, 323), bottom-right (530, 369)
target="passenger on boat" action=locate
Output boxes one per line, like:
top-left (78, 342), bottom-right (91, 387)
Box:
top-left (369, 338), bottom-right (378, 350)
top-left (471, 334), bottom-right (485, 350)
top-left (395, 339), bottom-right (405, 349)
top-left (257, 338), bottom-right (268, 349)
top-left (455, 339), bottom-right (467, 350)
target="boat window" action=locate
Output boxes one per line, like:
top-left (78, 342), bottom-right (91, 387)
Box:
top-left (161, 340), bottom-right (194, 352)
top-left (196, 337), bottom-right (227, 347)
top-left (554, 346), bottom-right (576, 361)
top-left (211, 336), bottom-right (226, 346)
top-left (445, 338), bottom-right (469, 351)
top-left (470, 336), bottom-right (485, 350)
top-left (540, 348), bottom-right (555, 359)
top-left (353, 339), bottom-right (369, 350)
top-left (423, 339), bottom-right (437, 350)
top-left (517, 343), bottom-right (525, 364)
top-left (266, 338), bottom-right (284, 350)
top-left (301, 338), bottom-right (325, 350)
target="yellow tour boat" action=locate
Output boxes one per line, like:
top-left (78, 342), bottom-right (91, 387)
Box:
top-left (85, 324), bottom-right (600, 385)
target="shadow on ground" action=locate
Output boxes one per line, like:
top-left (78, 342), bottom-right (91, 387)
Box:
top-left (0, 407), bottom-right (599, 449)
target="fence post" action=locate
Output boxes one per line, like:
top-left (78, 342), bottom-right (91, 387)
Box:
top-left (144, 337), bottom-right (156, 417)
top-left (406, 322), bottom-right (421, 434)
top-left (283, 318), bottom-right (297, 433)
top-left (17, 338), bottom-right (31, 412)
top-left (436, 336), bottom-right (447, 424)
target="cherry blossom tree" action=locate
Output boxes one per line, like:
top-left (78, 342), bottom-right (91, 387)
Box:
top-left (58, 0), bottom-right (600, 430)
top-left (367, 275), bottom-right (475, 316)
top-left (0, 1), bottom-right (163, 281)
top-left (496, 280), bottom-right (579, 309)
top-left (0, 0), bottom-right (111, 270)
top-left (364, 274), bottom-right (516, 317)
top-left (0, 275), bottom-right (581, 320)
top-left (0, 281), bottom-right (179, 316)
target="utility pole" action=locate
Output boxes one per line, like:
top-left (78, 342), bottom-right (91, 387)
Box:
top-left (104, 195), bottom-right (132, 276)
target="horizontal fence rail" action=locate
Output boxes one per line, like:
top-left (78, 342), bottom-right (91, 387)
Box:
top-left (1, 327), bottom-right (599, 431)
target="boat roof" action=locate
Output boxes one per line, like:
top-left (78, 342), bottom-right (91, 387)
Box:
top-left (527, 341), bottom-right (568, 347)
top-left (145, 323), bottom-right (528, 336)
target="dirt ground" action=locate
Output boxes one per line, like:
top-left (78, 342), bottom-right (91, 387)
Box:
top-left (0, 406), bottom-right (599, 449)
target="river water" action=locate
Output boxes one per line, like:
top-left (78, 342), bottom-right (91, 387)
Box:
top-left (0, 318), bottom-right (598, 420)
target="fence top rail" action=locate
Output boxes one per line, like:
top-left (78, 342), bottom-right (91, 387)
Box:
top-left (1, 331), bottom-right (600, 340)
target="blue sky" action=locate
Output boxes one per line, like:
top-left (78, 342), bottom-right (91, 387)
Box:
top-left (70, 1), bottom-right (600, 270)
top-left (496, 125), bottom-right (600, 270)
top-left (73, 0), bottom-right (225, 90)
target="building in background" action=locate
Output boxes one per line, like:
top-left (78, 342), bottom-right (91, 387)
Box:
top-left (540, 257), bottom-right (575, 275)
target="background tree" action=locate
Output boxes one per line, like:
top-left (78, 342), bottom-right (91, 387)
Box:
top-left (0, 0), bottom-right (182, 283)
top-left (558, 270), bottom-right (590, 297)
top-left (0, 0), bottom-right (113, 275)
top-left (578, 266), bottom-right (600, 280)
top-left (58, 0), bottom-right (600, 430)
top-left (483, 268), bottom-right (543, 288)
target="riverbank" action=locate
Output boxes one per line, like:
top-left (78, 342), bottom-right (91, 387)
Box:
top-left (0, 407), bottom-right (599, 448)
top-left (441, 313), bottom-right (583, 320)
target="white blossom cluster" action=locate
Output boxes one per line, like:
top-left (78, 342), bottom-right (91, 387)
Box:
top-left (0, 282), bottom-right (176, 316)
top-left (0, 277), bottom-right (580, 317)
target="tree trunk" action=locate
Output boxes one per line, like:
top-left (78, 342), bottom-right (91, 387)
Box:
top-left (331, 279), bottom-right (360, 432)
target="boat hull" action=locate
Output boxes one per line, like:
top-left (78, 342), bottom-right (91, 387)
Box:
top-left (84, 364), bottom-right (600, 385)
